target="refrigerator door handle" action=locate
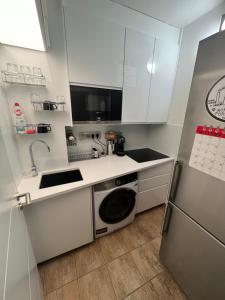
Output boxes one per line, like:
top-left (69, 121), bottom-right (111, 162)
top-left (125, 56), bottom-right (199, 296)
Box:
top-left (169, 160), bottom-right (183, 203)
top-left (162, 203), bottom-right (173, 234)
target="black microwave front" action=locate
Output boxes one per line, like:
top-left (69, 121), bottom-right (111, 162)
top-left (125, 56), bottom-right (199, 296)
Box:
top-left (70, 85), bottom-right (122, 123)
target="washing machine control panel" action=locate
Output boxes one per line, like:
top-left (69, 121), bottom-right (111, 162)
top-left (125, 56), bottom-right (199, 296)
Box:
top-left (115, 172), bottom-right (137, 187)
top-left (115, 179), bottom-right (122, 186)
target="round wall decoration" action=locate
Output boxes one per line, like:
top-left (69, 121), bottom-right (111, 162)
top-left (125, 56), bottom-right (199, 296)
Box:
top-left (206, 75), bottom-right (225, 122)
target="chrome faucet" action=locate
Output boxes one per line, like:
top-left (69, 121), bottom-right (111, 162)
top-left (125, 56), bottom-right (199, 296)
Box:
top-left (29, 140), bottom-right (51, 177)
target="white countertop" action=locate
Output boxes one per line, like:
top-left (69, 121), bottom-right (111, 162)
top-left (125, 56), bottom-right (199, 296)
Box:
top-left (18, 154), bottom-right (174, 203)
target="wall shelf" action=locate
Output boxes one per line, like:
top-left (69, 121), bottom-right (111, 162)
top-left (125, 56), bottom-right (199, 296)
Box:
top-left (32, 101), bottom-right (66, 112)
top-left (1, 71), bottom-right (46, 87)
top-left (14, 124), bottom-right (51, 135)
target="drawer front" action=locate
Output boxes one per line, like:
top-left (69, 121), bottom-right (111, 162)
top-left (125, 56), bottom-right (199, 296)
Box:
top-left (139, 174), bottom-right (171, 192)
top-left (138, 161), bottom-right (174, 180)
top-left (136, 184), bottom-right (169, 214)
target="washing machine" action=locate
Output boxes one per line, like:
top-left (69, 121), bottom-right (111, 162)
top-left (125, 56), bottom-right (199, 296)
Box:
top-left (93, 172), bottom-right (138, 238)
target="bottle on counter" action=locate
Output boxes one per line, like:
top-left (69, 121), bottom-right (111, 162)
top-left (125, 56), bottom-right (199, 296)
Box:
top-left (107, 141), bottom-right (113, 155)
top-left (13, 102), bottom-right (27, 133)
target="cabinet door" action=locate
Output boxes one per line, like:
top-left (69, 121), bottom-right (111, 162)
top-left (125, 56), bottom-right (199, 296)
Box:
top-left (64, 7), bottom-right (125, 88)
top-left (147, 39), bottom-right (179, 123)
top-left (25, 187), bottom-right (93, 263)
top-left (122, 28), bottom-right (155, 122)
top-left (0, 124), bottom-right (42, 299)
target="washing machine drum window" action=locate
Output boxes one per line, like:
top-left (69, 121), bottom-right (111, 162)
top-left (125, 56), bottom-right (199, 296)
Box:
top-left (99, 188), bottom-right (136, 224)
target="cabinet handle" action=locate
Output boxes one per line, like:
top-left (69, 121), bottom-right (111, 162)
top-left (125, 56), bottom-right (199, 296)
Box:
top-left (169, 160), bottom-right (183, 203)
top-left (15, 192), bottom-right (31, 209)
top-left (162, 203), bottom-right (173, 234)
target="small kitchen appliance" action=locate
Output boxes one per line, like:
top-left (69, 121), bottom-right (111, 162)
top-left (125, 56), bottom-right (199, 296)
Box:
top-left (70, 85), bottom-right (122, 123)
top-left (114, 135), bottom-right (125, 156)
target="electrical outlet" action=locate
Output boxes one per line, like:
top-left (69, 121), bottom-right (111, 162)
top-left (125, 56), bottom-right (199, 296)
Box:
top-left (79, 131), bottom-right (101, 140)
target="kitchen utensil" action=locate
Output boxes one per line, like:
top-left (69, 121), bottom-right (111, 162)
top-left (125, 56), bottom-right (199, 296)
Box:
top-left (43, 101), bottom-right (58, 111)
top-left (37, 123), bottom-right (51, 133)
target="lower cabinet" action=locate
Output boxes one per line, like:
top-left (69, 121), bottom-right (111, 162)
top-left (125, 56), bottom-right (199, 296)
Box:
top-left (24, 187), bottom-right (93, 263)
top-left (137, 184), bottom-right (169, 213)
top-left (137, 161), bottom-right (174, 213)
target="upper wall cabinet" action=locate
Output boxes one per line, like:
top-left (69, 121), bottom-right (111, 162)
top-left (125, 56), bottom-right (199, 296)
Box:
top-left (122, 28), bottom-right (179, 123)
top-left (64, 8), bottom-right (125, 88)
top-left (147, 39), bottom-right (179, 123)
top-left (122, 28), bottom-right (155, 123)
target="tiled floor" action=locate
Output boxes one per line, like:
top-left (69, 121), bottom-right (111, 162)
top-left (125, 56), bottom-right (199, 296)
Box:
top-left (39, 205), bottom-right (187, 300)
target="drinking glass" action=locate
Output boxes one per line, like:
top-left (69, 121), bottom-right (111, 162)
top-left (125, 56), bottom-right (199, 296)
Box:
top-left (6, 63), bottom-right (18, 73)
top-left (20, 65), bottom-right (31, 74)
top-left (33, 66), bottom-right (42, 77)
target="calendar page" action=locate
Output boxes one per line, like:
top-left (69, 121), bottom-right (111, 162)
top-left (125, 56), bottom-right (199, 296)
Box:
top-left (189, 126), bottom-right (225, 180)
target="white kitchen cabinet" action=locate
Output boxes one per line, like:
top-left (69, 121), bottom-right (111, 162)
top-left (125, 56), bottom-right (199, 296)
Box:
top-left (137, 184), bottom-right (169, 213)
top-left (122, 28), bottom-right (155, 122)
top-left (147, 39), bottom-right (179, 123)
top-left (24, 187), bottom-right (93, 263)
top-left (64, 7), bottom-right (125, 88)
top-left (137, 161), bottom-right (174, 213)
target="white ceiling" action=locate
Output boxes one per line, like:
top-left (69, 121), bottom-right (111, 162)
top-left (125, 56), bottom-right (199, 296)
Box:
top-left (110, 0), bottom-right (224, 27)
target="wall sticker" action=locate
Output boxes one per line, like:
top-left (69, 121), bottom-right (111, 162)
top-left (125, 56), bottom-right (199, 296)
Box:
top-left (206, 75), bottom-right (225, 122)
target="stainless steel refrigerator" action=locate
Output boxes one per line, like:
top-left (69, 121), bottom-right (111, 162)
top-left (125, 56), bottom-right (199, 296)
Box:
top-left (160, 30), bottom-right (225, 300)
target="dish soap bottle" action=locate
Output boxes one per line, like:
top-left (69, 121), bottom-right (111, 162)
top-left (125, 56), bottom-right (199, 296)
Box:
top-left (13, 102), bottom-right (27, 134)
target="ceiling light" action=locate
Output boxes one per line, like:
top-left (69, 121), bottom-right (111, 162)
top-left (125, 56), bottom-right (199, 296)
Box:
top-left (0, 0), bottom-right (47, 51)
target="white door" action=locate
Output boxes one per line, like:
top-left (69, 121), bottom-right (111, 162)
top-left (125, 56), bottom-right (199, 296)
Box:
top-left (147, 39), bottom-right (179, 123)
top-left (0, 128), bottom-right (42, 299)
top-left (122, 28), bottom-right (155, 123)
top-left (64, 6), bottom-right (125, 88)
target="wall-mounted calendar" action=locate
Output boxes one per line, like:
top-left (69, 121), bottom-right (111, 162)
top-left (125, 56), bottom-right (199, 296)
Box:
top-left (189, 125), bottom-right (225, 180)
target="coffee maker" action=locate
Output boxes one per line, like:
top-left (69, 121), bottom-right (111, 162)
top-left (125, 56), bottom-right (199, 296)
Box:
top-left (114, 135), bottom-right (125, 156)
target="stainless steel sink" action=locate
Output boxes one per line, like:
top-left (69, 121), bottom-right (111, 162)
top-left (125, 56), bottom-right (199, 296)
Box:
top-left (39, 169), bottom-right (83, 189)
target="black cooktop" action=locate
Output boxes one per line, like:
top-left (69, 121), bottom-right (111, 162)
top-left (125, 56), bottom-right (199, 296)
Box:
top-left (125, 148), bottom-right (168, 163)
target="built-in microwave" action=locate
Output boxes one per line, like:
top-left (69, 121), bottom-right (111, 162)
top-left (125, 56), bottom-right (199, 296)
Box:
top-left (70, 85), bottom-right (122, 123)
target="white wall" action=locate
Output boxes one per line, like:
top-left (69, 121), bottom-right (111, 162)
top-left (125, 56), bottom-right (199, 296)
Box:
top-left (148, 2), bottom-right (225, 157)
top-left (0, 0), bottom-right (72, 175)
top-left (0, 86), bottom-right (22, 185)
top-left (0, 48), bottom-right (22, 184)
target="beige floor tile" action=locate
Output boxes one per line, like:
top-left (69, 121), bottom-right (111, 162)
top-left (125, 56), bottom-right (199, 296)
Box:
top-left (124, 282), bottom-right (158, 300)
top-left (149, 237), bottom-right (162, 257)
top-left (40, 251), bottom-right (77, 294)
top-left (131, 241), bottom-right (164, 282)
top-left (74, 239), bottom-right (105, 277)
top-left (57, 280), bottom-right (80, 300)
top-left (78, 266), bottom-right (116, 300)
top-left (149, 270), bottom-right (187, 300)
top-left (119, 222), bottom-right (149, 250)
top-left (44, 290), bottom-right (57, 300)
top-left (99, 229), bottom-right (129, 262)
top-left (124, 270), bottom-right (186, 300)
top-left (45, 281), bottom-right (79, 300)
top-left (135, 208), bottom-right (163, 241)
top-left (107, 252), bottom-right (145, 299)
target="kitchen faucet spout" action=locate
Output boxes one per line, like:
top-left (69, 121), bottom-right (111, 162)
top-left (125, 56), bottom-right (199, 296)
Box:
top-left (29, 140), bottom-right (51, 177)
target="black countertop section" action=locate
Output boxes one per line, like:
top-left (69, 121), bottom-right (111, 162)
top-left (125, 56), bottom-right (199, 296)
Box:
top-left (125, 148), bottom-right (169, 163)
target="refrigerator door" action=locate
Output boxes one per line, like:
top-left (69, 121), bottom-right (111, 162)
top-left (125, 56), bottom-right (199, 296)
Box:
top-left (160, 203), bottom-right (225, 300)
top-left (171, 30), bottom-right (225, 244)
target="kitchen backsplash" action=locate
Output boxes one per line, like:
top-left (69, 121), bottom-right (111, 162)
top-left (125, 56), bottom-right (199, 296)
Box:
top-left (69, 124), bottom-right (150, 159)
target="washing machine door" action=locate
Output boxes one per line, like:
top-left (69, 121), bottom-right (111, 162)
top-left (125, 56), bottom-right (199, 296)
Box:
top-left (99, 188), bottom-right (136, 224)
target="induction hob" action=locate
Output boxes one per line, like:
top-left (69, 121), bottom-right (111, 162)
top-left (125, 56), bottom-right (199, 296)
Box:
top-left (125, 148), bottom-right (168, 163)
